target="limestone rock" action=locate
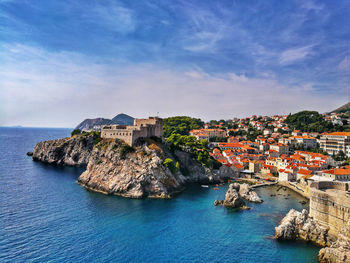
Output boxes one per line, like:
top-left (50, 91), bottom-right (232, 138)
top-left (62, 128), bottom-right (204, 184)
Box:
top-left (214, 200), bottom-right (224, 206)
top-left (78, 140), bottom-right (186, 198)
top-left (275, 209), bottom-right (329, 247)
top-left (214, 183), bottom-right (246, 208)
top-left (32, 133), bottom-right (98, 166)
top-left (238, 183), bottom-right (263, 203)
top-left (318, 221), bottom-right (350, 263)
top-left (32, 134), bottom-right (238, 199)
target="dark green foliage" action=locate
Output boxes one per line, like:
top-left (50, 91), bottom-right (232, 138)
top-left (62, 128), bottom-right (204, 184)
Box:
top-left (163, 116), bottom-right (204, 138)
top-left (247, 130), bottom-right (263, 141)
top-left (162, 158), bottom-right (179, 173)
top-left (93, 137), bottom-right (101, 145)
top-left (120, 145), bottom-right (135, 159)
top-left (166, 133), bottom-right (221, 169)
top-left (71, 129), bottom-right (81, 136)
top-left (285, 111), bottom-right (334, 132)
top-left (333, 150), bottom-right (347, 162)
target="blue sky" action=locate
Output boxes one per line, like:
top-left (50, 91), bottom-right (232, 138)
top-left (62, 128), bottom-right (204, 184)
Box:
top-left (1, 0), bottom-right (349, 127)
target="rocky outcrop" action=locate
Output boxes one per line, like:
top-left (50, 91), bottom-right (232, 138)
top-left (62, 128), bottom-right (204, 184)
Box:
top-left (78, 139), bottom-right (186, 198)
top-left (318, 221), bottom-right (350, 263)
top-left (32, 133), bottom-right (99, 166)
top-left (239, 183), bottom-right (263, 203)
top-left (32, 134), bottom-right (237, 199)
top-left (275, 209), bottom-right (329, 247)
top-left (214, 183), bottom-right (247, 208)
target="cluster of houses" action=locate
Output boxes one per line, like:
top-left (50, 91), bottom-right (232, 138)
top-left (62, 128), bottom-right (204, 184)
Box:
top-left (190, 114), bottom-right (350, 184)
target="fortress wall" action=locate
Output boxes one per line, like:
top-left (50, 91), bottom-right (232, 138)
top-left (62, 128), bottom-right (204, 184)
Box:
top-left (101, 129), bottom-right (134, 146)
top-left (134, 117), bottom-right (163, 138)
top-left (311, 181), bottom-right (349, 191)
top-left (101, 117), bottom-right (163, 146)
top-left (310, 187), bottom-right (350, 236)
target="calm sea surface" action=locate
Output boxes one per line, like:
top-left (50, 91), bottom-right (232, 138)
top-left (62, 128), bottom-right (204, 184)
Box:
top-left (0, 127), bottom-right (320, 262)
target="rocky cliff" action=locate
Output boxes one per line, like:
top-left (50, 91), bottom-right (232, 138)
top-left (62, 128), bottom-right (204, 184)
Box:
top-left (32, 135), bottom-right (236, 198)
top-left (275, 209), bottom-right (329, 247)
top-left (78, 139), bottom-right (186, 198)
top-left (318, 221), bottom-right (350, 263)
top-left (32, 133), bottom-right (99, 166)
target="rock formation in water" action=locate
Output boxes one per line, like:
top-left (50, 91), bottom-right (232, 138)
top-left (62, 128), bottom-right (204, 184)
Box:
top-left (214, 183), bottom-right (247, 208)
top-left (32, 133), bottom-right (99, 166)
top-left (238, 183), bottom-right (263, 203)
top-left (275, 209), bottom-right (329, 247)
top-left (318, 221), bottom-right (350, 263)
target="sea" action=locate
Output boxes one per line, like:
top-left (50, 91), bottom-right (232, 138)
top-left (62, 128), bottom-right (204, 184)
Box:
top-left (0, 127), bottom-right (320, 263)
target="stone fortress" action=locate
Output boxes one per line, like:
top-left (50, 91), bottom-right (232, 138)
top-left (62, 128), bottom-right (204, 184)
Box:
top-left (101, 117), bottom-right (163, 146)
top-left (309, 181), bottom-right (350, 237)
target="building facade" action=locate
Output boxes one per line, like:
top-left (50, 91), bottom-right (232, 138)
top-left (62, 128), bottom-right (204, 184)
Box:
top-left (101, 117), bottom-right (163, 146)
top-left (320, 132), bottom-right (350, 157)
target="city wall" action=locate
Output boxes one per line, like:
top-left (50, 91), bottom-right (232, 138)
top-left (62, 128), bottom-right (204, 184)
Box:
top-left (309, 181), bottom-right (350, 236)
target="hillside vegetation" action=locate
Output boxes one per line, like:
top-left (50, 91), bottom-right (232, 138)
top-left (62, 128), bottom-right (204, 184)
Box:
top-left (285, 111), bottom-right (334, 132)
top-left (163, 116), bottom-right (203, 137)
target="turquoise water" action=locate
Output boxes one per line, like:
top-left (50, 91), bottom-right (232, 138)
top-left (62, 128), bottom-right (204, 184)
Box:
top-left (0, 127), bottom-right (320, 262)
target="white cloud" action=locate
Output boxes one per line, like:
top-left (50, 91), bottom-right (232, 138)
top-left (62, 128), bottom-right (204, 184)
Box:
top-left (0, 44), bottom-right (344, 127)
top-left (279, 45), bottom-right (314, 65)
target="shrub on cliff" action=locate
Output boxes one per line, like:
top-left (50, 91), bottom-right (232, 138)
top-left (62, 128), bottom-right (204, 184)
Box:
top-left (71, 129), bottom-right (81, 136)
top-left (120, 145), bottom-right (135, 159)
top-left (163, 158), bottom-right (179, 173)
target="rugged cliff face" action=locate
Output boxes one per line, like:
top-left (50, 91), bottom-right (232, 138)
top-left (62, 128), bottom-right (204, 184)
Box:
top-left (32, 135), bottom-right (236, 198)
top-left (32, 133), bottom-right (99, 166)
top-left (78, 139), bottom-right (186, 198)
top-left (275, 209), bottom-right (329, 247)
top-left (318, 221), bottom-right (350, 263)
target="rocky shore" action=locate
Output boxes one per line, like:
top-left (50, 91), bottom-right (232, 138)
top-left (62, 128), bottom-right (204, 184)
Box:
top-left (318, 221), bottom-right (350, 263)
top-left (275, 208), bottom-right (350, 262)
top-left (275, 209), bottom-right (329, 247)
top-left (31, 134), bottom-right (236, 198)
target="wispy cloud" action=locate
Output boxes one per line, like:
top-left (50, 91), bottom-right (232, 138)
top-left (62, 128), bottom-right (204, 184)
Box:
top-left (0, 44), bottom-right (345, 127)
top-left (279, 45), bottom-right (314, 65)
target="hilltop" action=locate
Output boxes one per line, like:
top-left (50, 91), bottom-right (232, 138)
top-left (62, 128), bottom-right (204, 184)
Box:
top-left (331, 101), bottom-right (350, 113)
top-left (75, 113), bottom-right (134, 131)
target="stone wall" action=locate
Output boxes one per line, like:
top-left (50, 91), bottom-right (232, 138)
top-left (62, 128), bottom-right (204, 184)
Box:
top-left (309, 183), bottom-right (350, 236)
top-left (310, 181), bottom-right (349, 191)
top-left (101, 128), bottom-right (134, 146)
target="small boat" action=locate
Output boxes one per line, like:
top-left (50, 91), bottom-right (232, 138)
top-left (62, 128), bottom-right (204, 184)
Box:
top-left (201, 185), bottom-right (209, 188)
top-left (213, 187), bottom-right (219, 190)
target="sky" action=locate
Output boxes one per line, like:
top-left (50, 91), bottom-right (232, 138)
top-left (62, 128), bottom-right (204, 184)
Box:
top-left (0, 0), bottom-right (349, 127)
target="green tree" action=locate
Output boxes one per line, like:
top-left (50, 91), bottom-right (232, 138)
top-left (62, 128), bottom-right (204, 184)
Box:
top-left (163, 116), bottom-right (204, 138)
top-left (71, 129), bottom-right (81, 136)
